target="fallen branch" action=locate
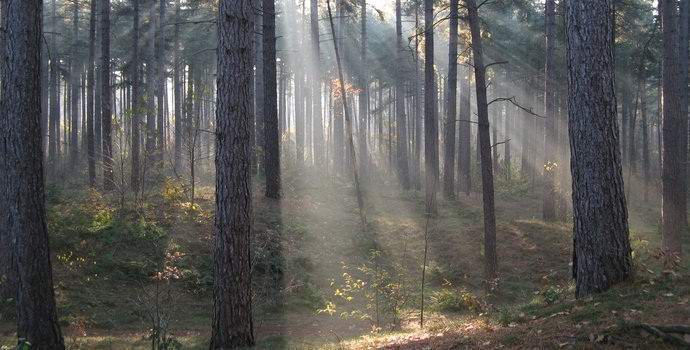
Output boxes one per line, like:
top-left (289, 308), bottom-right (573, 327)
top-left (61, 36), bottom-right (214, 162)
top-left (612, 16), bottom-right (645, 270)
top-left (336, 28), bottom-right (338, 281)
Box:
top-left (621, 322), bottom-right (690, 348)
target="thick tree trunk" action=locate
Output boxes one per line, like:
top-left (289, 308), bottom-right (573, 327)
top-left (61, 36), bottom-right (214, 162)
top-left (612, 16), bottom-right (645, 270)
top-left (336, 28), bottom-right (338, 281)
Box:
top-left (210, 0), bottom-right (255, 347)
top-left (264, 0), bottom-right (280, 198)
top-left (443, 0), bottom-right (458, 199)
top-left (566, 0), bottom-right (632, 297)
top-left (424, 0), bottom-right (439, 214)
top-left (543, 0), bottom-right (556, 221)
top-left (101, 0), bottom-right (113, 190)
top-left (660, 0), bottom-right (687, 260)
top-left (0, 1), bottom-right (65, 347)
top-left (465, 0), bottom-right (497, 280)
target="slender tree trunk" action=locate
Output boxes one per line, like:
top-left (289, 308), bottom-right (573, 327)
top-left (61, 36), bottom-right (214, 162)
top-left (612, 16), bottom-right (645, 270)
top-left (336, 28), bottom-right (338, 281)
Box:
top-left (443, 0), bottom-right (458, 199)
top-left (264, 0), bottom-right (280, 198)
top-left (395, 0), bottom-right (410, 189)
top-left (358, 0), bottom-right (369, 179)
top-left (457, 65), bottom-right (472, 195)
top-left (101, 0), bottom-right (113, 190)
top-left (49, 0), bottom-right (60, 173)
top-left (156, 0), bottom-right (166, 164)
top-left (210, 0), bottom-right (255, 347)
top-left (131, 0), bottom-right (141, 194)
top-left (543, 0), bottom-right (556, 221)
top-left (566, 0), bottom-right (632, 297)
top-left (424, 0), bottom-right (439, 214)
top-left (327, 0), bottom-right (367, 225)
top-left (0, 1), bottom-right (65, 346)
top-left (465, 0), bottom-right (497, 280)
top-left (255, 3), bottom-right (264, 173)
top-left (86, 0), bottom-right (96, 186)
top-left (173, 0), bottom-right (182, 174)
top-left (660, 0), bottom-right (687, 260)
top-left (642, 83), bottom-right (649, 202)
top-left (70, 0), bottom-right (80, 169)
top-left (311, 0), bottom-right (323, 166)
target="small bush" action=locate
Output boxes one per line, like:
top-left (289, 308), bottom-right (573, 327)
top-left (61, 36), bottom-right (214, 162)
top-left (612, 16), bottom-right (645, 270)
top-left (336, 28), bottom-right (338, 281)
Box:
top-left (430, 288), bottom-right (482, 313)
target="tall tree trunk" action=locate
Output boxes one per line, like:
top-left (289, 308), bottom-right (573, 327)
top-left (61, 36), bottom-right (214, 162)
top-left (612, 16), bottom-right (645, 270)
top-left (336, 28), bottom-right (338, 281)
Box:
top-left (0, 1), bottom-right (65, 346)
top-left (457, 65), bottom-right (472, 195)
top-left (413, 6), bottom-right (422, 190)
top-left (173, 0), bottom-right (182, 175)
top-left (70, 0), bottom-right (80, 169)
top-left (255, 3), bottom-right (264, 173)
top-left (145, 3), bottom-right (156, 170)
top-left (327, 0), bottom-right (367, 224)
top-left (87, 0), bottom-right (96, 187)
top-left (101, 0), bottom-right (113, 190)
top-left (443, 0), bottom-right (458, 199)
top-left (394, 0), bottom-right (410, 189)
top-left (264, 0), bottom-right (280, 199)
top-left (660, 0), bottom-right (687, 261)
top-left (131, 0), bottom-right (141, 194)
top-left (49, 0), bottom-right (60, 173)
top-left (566, 0), bottom-right (632, 297)
top-left (210, 0), bottom-right (255, 347)
top-left (465, 0), bottom-right (497, 280)
top-left (642, 83), bottom-right (649, 202)
top-left (424, 0), bottom-right (438, 214)
top-left (543, 0), bottom-right (557, 221)
top-left (311, 0), bottom-right (323, 166)
top-left (156, 0), bottom-right (166, 164)
top-left (358, 0), bottom-right (369, 178)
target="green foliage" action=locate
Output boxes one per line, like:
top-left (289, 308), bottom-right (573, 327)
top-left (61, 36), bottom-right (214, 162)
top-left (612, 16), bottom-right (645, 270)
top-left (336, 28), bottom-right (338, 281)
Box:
top-left (494, 172), bottom-right (530, 199)
top-left (319, 251), bottom-right (408, 331)
top-left (429, 287), bottom-right (482, 313)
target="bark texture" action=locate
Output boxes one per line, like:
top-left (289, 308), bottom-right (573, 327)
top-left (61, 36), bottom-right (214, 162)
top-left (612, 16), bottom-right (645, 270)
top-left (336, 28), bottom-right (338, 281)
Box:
top-left (264, 0), bottom-right (281, 199)
top-left (210, 0), bottom-right (255, 347)
top-left (0, 0), bottom-right (65, 347)
top-left (443, 0), bottom-right (458, 199)
top-left (566, 0), bottom-right (632, 297)
top-left (660, 0), bottom-right (687, 260)
top-left (424, 0), bottom-right (438, 214)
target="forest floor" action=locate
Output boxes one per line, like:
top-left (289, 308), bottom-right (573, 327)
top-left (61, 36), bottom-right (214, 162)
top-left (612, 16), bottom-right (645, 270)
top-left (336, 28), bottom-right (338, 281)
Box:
top-left (1, 165), bottom-right (689, 349)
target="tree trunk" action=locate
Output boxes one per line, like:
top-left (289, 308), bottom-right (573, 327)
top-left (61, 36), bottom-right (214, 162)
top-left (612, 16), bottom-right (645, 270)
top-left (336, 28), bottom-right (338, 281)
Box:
top-left (458, 65), bottom-right (472, 195)
top-left (131, 0), bottom-right (141, 194)
top-left (543, 0), bottom-right (556, 221)
top-left (566, 0), bottom-right (632, 297)
top-left (358, 0), bottom-right (369, 179)
top-left (311, 0), bottom-right (324, 166)
top-left (443, 0), bottom-right (458, 199)
top-left (424, 0), bottom-right (439, 214)
top-left (465, 0), bottom-right (497, 280)
top-left (264, 0), bottom-right (280, 199)
top-left (101, 0), bottom-right (113, 190)
top-left (86, 0), bottom-right (96, 187)
top-left (156, 0), bottom-right (166, 164)
top-left (173, 0), bottom-right (182, 175)
top-left (660, 0), bottom-right (687, 260)
top-left (69, 0), bottom-right (80, 169)
top-left (210, 0), bottom-right (255, 347)
top-left (0, 1), bottom-right (65, 347)
top-left (395, 0), bottom-right (410, 189)
top-left (255, 3), bottom-right (264, 173)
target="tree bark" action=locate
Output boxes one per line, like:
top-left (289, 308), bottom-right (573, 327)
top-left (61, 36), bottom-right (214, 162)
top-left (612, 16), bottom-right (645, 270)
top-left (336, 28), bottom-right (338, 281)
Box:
top-left (465, 0), bottom-right (497, 280)
top-left (264, 0), bottom-right (280, 199)
top-left (69, 0), bottom-right (80, 169)
top-left (210, 0), bottom-right (255, 347)
top-left (0, 1), bottom-right (65, 347)
top-left (443, 0), bottom-right (458, 199)
top-left (101, 0), bottom-right (113, 190)
top-left (173, 0), bottom-right (182, 175)
top-left (566, 0), bottom-right (632, 297)
top-left (131, 0), bottom-right (141, 194)
top-left (543, 0), bottom-right (557, 221)
top-left (87, 0), bottom-right (96, 187)
top-left (395, 0), bottom-right (410, 189)
top-left (424, 0), bottom-right (439, 214)
top-left (660, 0), bottom-right (687, 260)
top-left (458, 65), bottom-right (472, 195)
